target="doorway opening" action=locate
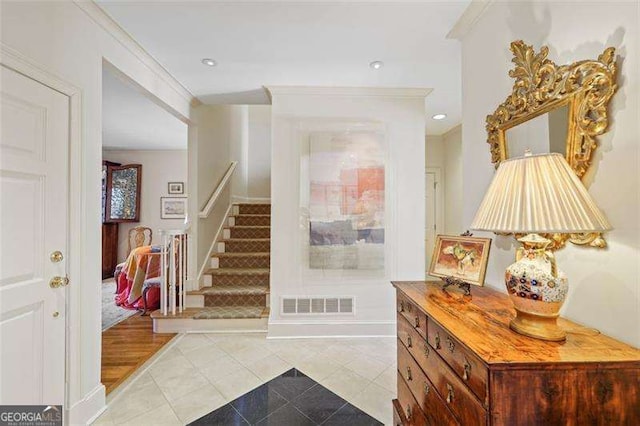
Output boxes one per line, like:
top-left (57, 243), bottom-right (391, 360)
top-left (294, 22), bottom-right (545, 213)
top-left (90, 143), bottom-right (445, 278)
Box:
top-left (100, 62), bottom-right (188, 395)
top-left (425, 168), bottom-right (444, 277)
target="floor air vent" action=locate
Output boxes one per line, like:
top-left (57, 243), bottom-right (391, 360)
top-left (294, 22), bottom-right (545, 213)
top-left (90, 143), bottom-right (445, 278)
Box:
top-left (281, 297), bottom-right (355, 315)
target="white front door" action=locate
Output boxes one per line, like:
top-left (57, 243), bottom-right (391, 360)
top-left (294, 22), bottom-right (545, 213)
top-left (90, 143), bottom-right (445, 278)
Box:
top-left (0, 64), bottom-right (68, 405)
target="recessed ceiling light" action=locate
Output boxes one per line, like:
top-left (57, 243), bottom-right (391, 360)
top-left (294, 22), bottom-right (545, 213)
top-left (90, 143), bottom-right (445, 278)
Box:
top-left (369, 61), bottom-right (384, 70)
top-left (432, 114), bottom-right (447, 120)
top-left (201, 58), bottom-right (217, 67)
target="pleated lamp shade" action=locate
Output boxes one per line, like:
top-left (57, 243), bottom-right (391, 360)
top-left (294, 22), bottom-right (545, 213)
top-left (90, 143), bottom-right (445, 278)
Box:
top-left (471, 152), bottom-right (611, 233)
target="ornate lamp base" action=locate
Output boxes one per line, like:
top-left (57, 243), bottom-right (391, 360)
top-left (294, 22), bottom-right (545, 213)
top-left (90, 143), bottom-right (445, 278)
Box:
top-left (505, 234), bottom-right (569, 342)
top-left (509, 309), bottom-right (566, 342)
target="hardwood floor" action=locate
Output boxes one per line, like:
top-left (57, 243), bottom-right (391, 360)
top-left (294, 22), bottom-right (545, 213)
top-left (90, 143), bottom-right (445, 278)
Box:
top-left (101, 312), bottom-right (176, 395)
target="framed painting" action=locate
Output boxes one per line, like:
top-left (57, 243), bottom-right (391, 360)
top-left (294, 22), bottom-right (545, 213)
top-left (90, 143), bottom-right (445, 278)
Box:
top-left (105, 164), bottom-right (141, 222)
top-left (168, 182), bottom-right (184, 194)
top-left (307, 131), bottom-right (385, 270)
top-left (429, 235), bottom-right (491, 286)
top-left (161, 197), bottom-right (187, 219)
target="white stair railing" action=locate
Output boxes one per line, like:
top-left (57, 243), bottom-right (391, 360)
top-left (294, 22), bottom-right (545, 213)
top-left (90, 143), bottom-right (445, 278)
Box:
top-left (159, 230), bottom-right (188, 316)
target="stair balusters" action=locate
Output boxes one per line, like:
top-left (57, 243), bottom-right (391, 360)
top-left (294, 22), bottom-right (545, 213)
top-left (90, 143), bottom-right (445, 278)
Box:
top-left (160, 230), bottom-right (188, 316)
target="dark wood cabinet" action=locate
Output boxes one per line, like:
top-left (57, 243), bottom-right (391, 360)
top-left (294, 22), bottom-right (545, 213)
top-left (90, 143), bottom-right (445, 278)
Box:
top-left (392, 281), bottom-right (640, 426)
top-left (101, 222), bottom-right (119, 279)
top-left (102, 160), bottom-right (120, 279)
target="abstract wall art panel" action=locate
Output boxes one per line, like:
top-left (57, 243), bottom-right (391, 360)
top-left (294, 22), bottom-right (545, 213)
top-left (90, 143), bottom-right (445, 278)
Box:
top-left (307, 131), bottom-right (385, 270)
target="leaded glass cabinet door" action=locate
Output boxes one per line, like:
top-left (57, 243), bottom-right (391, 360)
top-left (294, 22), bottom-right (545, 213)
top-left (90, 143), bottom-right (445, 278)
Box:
top-left (105, 164), bottom-right (142, 222)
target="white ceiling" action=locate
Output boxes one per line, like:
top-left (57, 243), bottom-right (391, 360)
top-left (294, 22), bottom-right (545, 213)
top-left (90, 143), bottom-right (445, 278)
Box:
top-left (98, 0), bottom-right (470, 135)
top-left (102, 67), bottom-right (188, 150)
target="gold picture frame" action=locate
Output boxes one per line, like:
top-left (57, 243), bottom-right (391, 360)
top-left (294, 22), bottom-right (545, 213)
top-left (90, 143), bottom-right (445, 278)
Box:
top-left (429, 235), bottom-right (491, 287)
top-left (485, 40), bottom-right (617, 250)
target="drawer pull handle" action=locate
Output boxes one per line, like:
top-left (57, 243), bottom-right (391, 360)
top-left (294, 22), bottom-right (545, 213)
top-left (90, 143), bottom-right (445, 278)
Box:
top-left (463, 359), bottom-right (471, 381)
top-left (424, 382), bottom-right (431, 395)
top-left (406, 405), bottom-right (412, 421)
top-left (446, 384), bottom-right (454, 404)
top-left (407, 335), bottom-right (412, 348)
top-left (399, 301), bottom-right (405, 312)
top-left (408, 303), bottom-right (413, 313)
top-left (434, 332), bottom-right (441, 349)
top-left (424, 344), bottom-right (430, 357)
top-left (446, 336), bottom-right (455, 353)
top-left (414, 316), bottom-right (420, 328)
top-left (406, 367), bottom-right (412, 381)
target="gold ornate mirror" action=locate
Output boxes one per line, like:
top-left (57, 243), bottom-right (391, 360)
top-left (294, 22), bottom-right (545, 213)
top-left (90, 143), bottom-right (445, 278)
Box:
top-left (486, 40), bottom-right (617, 249)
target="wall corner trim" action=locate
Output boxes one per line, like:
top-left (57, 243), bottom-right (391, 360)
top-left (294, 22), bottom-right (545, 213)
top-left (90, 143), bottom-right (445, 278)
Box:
top-left (446, 0), bottom-right (495, 40)
top-left (68, 384), bottom-right (106, 426)
top-left (73, 0), bottom-right (200, 106)
top-left (266, 86), bottom-right (433, 99)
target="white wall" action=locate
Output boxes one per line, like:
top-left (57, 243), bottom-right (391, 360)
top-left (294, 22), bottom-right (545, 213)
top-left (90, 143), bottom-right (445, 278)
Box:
top-left (229, 105), bottom-right (250, 201)
top-left (102, 150), bottom-right (188, 262)
top-left (247, 105), bottom-right (272, 199)
top-left (460, 1), bottom-right (639, 346)
top-left (426, 134), bottom-right (445, 169)
top-left (0, 1), bottom-right (193, 423)
top-left (443, 125), bottom-right (463, 234)
top-left (189, 104), bottom-right (272, 283)
top-left (268, 87), bottom-right (429, 337)
top-left (190, 105), bottom-right (237, 281)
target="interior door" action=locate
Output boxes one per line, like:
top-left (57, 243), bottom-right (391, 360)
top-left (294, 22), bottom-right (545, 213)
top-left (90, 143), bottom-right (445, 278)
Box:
top-left (425, 172), bottom-right (437, 275)
top-left (0, 64), bottom-right (69, 405)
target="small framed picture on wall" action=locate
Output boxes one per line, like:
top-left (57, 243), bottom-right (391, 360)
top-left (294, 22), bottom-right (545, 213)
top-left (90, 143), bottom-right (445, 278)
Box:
top-left (161, 197), bottom-right (187, 219)
top-left (168, 182), bottom-right (184, 194)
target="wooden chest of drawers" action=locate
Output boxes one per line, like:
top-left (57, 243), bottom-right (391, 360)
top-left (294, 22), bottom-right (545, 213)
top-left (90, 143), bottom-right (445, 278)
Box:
top-left (391, 281), bottom-right (640, 426)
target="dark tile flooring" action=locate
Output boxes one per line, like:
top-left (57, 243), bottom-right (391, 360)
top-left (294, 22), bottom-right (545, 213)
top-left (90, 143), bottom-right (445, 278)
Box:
top-left (189, 368), bottom-right (383, 425)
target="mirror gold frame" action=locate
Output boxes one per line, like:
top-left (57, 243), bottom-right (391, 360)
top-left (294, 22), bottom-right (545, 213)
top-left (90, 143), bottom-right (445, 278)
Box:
top-left (486, 40), bottom-right (617, 250)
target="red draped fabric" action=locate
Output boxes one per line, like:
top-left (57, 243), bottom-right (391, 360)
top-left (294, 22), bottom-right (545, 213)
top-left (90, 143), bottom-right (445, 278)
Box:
top-left (115, 246), bottom-right (161, 310)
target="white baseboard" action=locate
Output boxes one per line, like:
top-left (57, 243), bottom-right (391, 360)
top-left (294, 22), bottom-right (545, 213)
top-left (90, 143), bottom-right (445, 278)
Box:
top-left (197, 203), bottom-right (233, 285)
top-left (153, 317), bottom-right (268, 333)
top-left (68, 384), bottom-right (106, 426)
top-left (231, 196), bottom-right (271, 204)
top-left (266, 320), bottom-right (396, 338)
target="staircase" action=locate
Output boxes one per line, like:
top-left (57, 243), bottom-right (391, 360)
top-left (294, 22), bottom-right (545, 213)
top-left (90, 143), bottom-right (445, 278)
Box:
top-left (151, 203), bottom-right (270, 333)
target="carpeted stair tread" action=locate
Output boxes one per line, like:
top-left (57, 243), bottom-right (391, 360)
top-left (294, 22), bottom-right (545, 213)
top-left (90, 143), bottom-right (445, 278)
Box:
top-left (232, 214), bottom-right (271, 217)
top-left (193, 284), bottom-right (269, 296)
top-left (192, 306), bottom-right (267, 319)
top-left (212, 252), bottom-right (270, 258)
top-left (231, 226), bottom-right (270, 229)
top-left (221, 238), bottom-right (270, 242)
top-left (206, 268), bottom-right (270, 275)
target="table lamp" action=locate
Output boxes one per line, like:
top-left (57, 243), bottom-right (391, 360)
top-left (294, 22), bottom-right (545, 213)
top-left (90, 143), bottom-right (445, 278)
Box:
top-left (470, 151), bottom-right (611, 341)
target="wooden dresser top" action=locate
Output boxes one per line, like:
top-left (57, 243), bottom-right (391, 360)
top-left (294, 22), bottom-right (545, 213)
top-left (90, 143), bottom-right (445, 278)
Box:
top-left (392, 281), bottom-right (640, 366)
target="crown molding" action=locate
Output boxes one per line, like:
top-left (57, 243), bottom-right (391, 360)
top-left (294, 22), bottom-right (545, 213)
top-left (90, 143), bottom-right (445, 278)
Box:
top-left (447, 0), bottom-right (495, 41)
top-left (74, 1), bottom-right (200, 106)
top-left (266, 86), bottom-right (432, 99)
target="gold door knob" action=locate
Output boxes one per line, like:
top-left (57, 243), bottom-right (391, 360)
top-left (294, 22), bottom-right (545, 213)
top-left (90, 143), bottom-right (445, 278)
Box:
top-left (50, 276), bottom-right (69, 288)
top-left (50, 251), bottom-right (64, 263)
top-left (53, 311), bottom-right (60, 318)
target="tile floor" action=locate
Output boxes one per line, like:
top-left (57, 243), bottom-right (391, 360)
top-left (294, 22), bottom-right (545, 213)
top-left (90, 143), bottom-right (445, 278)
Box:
top-left (92, 333), bottom-right (397, 425)
top-left (191, 368), bottom-right (382, 425)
